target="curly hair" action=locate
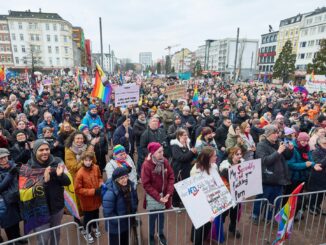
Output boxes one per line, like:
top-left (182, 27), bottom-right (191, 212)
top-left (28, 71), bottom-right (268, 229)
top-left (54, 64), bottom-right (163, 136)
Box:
top-left (65, 130), bottom-right (88, 148)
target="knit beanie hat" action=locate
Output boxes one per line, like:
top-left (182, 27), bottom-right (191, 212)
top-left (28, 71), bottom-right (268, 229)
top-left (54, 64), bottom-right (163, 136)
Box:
top-left (90, 123), bottom-right (100, 131)
top-left (113, 144), bottom-right (126, 155)
top-left (112, 167), bottom-right (129, 181)
top-left (284, 127), bottom-right (296, 136)
top-left (33, 139), bottom-right (50, 155)
top-left (297, 132), bottom-right (310, 141)
top-left (205, 117), bottom-right (215, 125)
top-left (147, 142), bottom-right (162, 155)
top-left (264, 125), bottom-right (279, 137)
top-left (89, 104), bottom-right (97, 110)
top-left (78, 124), bottom-right (88, 132)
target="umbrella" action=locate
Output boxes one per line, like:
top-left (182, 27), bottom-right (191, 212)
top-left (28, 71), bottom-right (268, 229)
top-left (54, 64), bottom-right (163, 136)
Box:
top-left (293, 86), bottom-right (308, 95)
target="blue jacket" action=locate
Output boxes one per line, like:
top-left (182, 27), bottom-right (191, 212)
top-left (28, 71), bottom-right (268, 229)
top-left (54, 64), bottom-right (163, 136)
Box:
top-left (81, 112), bottom-right (104, 129)
top-left (287, 141), bottom-right (315, 182)
top-left (0, 161), bottom-right (21, 228)
top-left (102, 179), bottom-right (138, 234)
top-left (112, 125), bottom-right (134, 156)
top-left (37, 120), bottom-right (59, 138)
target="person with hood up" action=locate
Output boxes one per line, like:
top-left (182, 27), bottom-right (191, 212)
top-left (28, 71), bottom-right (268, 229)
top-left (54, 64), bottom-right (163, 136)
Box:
top-left (19, 139), bottom-right (70, 245)
top-left (170, 129), bottom-right (197, 207)
top-left (141, 142), bottom-right (174, 245)
top-left (90, 123), bottom-right (108, 172)
top-left (81, 104), bottom-right (104, 130)
top-left (102, 167), bottom-right (138, 245)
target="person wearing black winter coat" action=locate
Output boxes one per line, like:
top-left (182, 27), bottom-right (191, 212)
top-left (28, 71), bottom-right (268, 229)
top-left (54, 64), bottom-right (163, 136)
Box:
top-left (250, 120), bottom-right (265, 144)
top-left (9, 131), bottom-right (32, 166)
top-left (90, 125), bottom-right (108, 172)
top-left (132, 113), bottom-right (147, 175)
top-left (307, 136), bottom-right (326, 214)
top-left (215, 118), bottom-right (232, 151)
top-left (113, 117), bottom-right (134, 158)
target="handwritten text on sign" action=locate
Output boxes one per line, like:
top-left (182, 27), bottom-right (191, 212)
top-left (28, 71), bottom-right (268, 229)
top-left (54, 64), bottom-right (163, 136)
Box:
top-left (114, 83), bottom-right (140, 107)
top-left (175, 171), bottom-right (234, 229)
top-left (165, 84), bottom-right (187, 100)
top-left (228, 159), bottom-right (262, 202)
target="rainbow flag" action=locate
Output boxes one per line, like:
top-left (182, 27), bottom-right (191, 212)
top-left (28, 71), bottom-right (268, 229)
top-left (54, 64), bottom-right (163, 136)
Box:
top-left (310, 70), bottom-right (315, 82)
top-left (192, 83), bottom-right (199, 107)
top-left (91, 63), bottom-right (112, 104)
top-left (273, 183), bottom-right (304, 245)
top-left (63, 167), bottom-right (80, 220)
top-left (0, 66), bottom-right (5, 82)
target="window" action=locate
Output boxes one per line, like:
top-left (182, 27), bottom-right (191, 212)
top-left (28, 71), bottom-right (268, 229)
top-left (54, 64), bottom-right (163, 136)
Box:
top-left (0, 45), bottom-right (4, 52)
top-left (64, 47), bottom-right (68, 54)
top-left (30, 34), bottom-right (34, 41)
top-left (54, 35), bottom-right (58, 42)
top-left (55, 46), bottom-right (59, 54)
top-left (300, 53), bottom-right (305, 59)
top-left (53, 24), bottom-right (57, 31)
top-left (2, 25), bottom-right (7, 31)
top-left (271, 56), bottom-right (275, 63)
top-left (11, 33), bottom-right (16, 40)
top-left (6, 46), bottom-right (10, 52)
top-left (64, 36), bottom-right (67, 42)
top-left (262, 37), bottom-right (266, 44)
top-left (20, 34), bottom-right (24, 41)
top-left (270, 65), bottom-right (273, 71)
top-left (29, 22), bottom-right (33, 29)
top-left (1, 55), bottom-right (4, 62)
top-left (30, 45), bottom-right (35, 52)
top-left (35, 35), bottom-right (40, 41)
top-left (7, 56), bottom-right (11, 63)
top-left (310, 27), bottom-right (316, 35)
top-left (49, 57), bottom-right (53, 65)
top-left (36, 45), bottom-right (41, 51)
top-left (306, 53), bottom-right (313, 59)
top-left (300, 41), bottom-right (306, 47)
top-left (48, 46), bottom-right (52, 54)
top-left (306, 18), bottom-right (312, 25)
top-left (315, 16), bottom-right (322, 23)
top-left (308, 40), bottom-right (315, 46)
top-left (21, 45), bottom-right (25, 53)
top-left (272, 45), bottom-right (276, 51)
top-left (316, 39), bottom-right (321, 45)
top-left (15, 57), bottom-right (19, 64)
top-left (285, 31), bottom-right (288, 36)
top-left (302, 29), bottom-right (308, 36)
top-left (34, 23), bottom-right (38, 29)
top-left (18, 22), bottom-right (22, 29)
top-left (61, 24), bottom-right (64, 31)
top-left (47, 35), bottom-right (51, 42)
top-left (13, 45), bottom-right (17, 52)
top-left (46, 23), bottom-right (50, 30)
top-left (4, 35), bottom-right (9, 41)
top-left (318, 25), bottom-right (326, 33)
top-left (268, 46), bottom-right (272, 52)
top-left (56, 57), bottom-right (60, 65)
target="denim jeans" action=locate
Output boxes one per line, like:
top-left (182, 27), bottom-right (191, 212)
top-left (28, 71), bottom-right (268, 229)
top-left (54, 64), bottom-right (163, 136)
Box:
top-left (252, 185), bottom-right (283, 221)
top-left (149, 211), bottom-right (164, 237)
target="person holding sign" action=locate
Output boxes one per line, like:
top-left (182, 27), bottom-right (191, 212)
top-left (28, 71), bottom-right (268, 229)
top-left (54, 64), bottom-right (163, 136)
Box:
top-left (190, 146), bottom-right (218, 245)
top-left (219, 146), bottom-right (243, 239)
top-left (141, 142), bottom-right (174, 245)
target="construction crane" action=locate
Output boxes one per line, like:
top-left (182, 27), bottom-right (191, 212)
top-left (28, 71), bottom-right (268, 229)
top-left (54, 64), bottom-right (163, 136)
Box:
top-left (165, 44), bottom-right (180, 56)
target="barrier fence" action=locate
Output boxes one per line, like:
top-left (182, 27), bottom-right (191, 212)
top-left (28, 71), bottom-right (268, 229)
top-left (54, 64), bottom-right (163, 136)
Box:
top-left (2, 190), bottom-right (326, 245)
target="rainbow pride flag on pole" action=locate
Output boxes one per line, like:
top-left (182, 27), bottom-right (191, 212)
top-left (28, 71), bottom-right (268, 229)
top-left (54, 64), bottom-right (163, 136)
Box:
top-left (192, 83), bottom-right (199, 107)
top-left (91, 63), bottom-right (112, 104)
top-left (273, 183), bottom-right (304, 245)
top-left (0, 65), bottom-right (5, 82)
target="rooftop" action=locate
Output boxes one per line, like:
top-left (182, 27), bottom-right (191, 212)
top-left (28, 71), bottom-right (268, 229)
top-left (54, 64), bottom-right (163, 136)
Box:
top-left (306, 7), bottom-right (326, 17)
top-left (0, 15), bottom-right (7, 20)
top-left (7, 10), bottom-right (63, 20)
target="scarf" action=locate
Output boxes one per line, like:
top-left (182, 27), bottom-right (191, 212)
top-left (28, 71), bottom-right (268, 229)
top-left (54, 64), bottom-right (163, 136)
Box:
top-left (113, 155), bottom-right (131, 171)
top-left (138, 119), bottom-right (147, 125)
top-left (116, 182), bottom-right (132, 214)
top-left (19, 164), bottom-right (50, 234)
top-left (297, 141), bottom-right (310, 161)
top-left (152, 155), bottom-right (165, 174)
top-left (70, 143), bottom-right (87, 162)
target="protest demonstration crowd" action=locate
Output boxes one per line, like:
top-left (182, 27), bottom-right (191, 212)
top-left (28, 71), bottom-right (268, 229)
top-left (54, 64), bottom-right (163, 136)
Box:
top-left (0, 65), bottom-right (326, 245)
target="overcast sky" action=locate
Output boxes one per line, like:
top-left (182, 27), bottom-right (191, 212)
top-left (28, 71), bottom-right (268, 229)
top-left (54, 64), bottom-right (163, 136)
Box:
top-left (1, 0), bottom-right (325, 62)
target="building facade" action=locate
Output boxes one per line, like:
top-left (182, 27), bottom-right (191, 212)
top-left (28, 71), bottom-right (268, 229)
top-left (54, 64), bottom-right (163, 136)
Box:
top-left (6, 10), bottom-right (74, 71)
top-left (296, 7), bottom-right (326, 71)
top-left (0, 15), bottom-right (14, 67)
top-left (139, 52), bottom-right (152, 68)
top-left (171, 48), bottom-right (192, 72)
top-left (258, 31), bottom-right (278, 75)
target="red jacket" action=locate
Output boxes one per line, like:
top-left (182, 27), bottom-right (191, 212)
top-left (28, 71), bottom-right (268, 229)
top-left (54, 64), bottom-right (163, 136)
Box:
top-left (141, 157), bottom-right (175, 209)
top-left (74, 164), bottom-right (103, 211)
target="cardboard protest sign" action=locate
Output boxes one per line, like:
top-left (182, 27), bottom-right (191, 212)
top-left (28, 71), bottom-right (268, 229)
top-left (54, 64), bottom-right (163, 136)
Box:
top-left (305, 75), bottom-right (326, 93)
top-left (114, 83), bottom-right (140, 107)
top-left (165, 84), bottom-right (187, 100)
top-left (174, 170), bottom-right (234, 229)
top-left (153, 79), bottom-right (163, 86)
top-left (228, 159), bottom-right (263, 202)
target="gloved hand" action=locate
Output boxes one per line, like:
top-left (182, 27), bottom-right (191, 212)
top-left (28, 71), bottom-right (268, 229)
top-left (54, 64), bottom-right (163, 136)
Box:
top-left (95, 187), bottom-right (101, 196)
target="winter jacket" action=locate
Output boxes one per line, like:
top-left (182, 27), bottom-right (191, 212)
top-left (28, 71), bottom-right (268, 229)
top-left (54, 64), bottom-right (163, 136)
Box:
top-left (233, 114), bottom-right (250, 125)
top-left (74, 164), bottom-right (103, 211)
top-left (112, 125), bottom-right (134, 156)
top-left (180, 114), bottom-right (196, 132)
top-left (256, 139), bottom-right (292, 186)
top-left (239, 133), bottom-right (255, 160)
top-left (195, 138), bottom-right (219, 157)
top-left (250, 126), bottom-right (264, 144)
top-left (0, 134), bottom-right (8, 148)
top-left (105, 155), bottom-right (137, 188)
top-left (215, 123), bottom-right (229, 150)
top-left (37, 120), bottom-right (59, 138)
top-left (162, 110), bottom-right (175, 129)
top-left (308, 144), bottom-right (326, 191)
top-left (141, 157), bottom-right (174, 209)
top-left (102, 179), bottom-right (138, 234)
top-left (43, 137), bottom-right (64, 159)
top-left (0, 161), bottom-right (21, 228)
top-left (13, 128), bottom-right (36, 142)
top-left (287, 141), bottom-right (315, 182)
top-left (170, 139), bottom-right (196, 181)
top-left (81, 112), bottom-right (104, 129)
top-left (90, 132), bottom-right (108, 171)
top-left (10, 142), bottom-right (32, 165)
top-left (0, 118), bottom-right (13, 133)
top-left (27, 154), bottom-right (71, 215)
top-left (132, 119), bottom-right (147, 146)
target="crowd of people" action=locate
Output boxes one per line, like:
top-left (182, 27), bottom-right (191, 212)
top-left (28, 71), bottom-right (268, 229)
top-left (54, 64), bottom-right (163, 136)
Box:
top-left (0, 75), bottom-right (326, 245)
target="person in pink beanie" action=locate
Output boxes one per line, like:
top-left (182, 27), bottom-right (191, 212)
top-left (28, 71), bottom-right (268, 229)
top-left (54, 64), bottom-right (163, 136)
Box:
top-left (141, 142), bottom-right (174, 245)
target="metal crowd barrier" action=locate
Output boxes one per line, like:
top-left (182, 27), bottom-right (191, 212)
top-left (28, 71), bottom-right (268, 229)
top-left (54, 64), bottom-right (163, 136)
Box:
top-left (1, 222), bottom-right (80, 245)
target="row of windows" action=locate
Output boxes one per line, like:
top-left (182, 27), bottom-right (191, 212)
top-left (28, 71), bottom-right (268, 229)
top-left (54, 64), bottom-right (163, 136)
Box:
top-left (12, 44), bottom-right (69, 54)
top-left (260, 46), bottom-right (276, 53)
top-left (279, 29), bottom-right (299, 39)
top-left (259, 56), bottom-right (275, 63)
top-left (259, 65), bottom-right (274, 72)
top-left (299, 39), bottom-right (322, 48)
top-left (262, 34), bottom-right (277, 44)
top-left (301, 25), bottom-right (326, 36)
top-left (0, 34), bottom-right (10, 41)
top-left (11, 22), bottom-right (68, 32)
top-left (11, 33), bottom-right (70, 43)
top-left (297, 52), bottom-right (318, 60)
top-left (0, 55), bottom-right (12, 63)
top-left (305, 14), bottom-right (326, 25)
top-left (14, 56), bottom-right (69, 66)
top-left (0, 44), bottom-right (11, 52)
top-left (0, 24), bottom-right (8, 31)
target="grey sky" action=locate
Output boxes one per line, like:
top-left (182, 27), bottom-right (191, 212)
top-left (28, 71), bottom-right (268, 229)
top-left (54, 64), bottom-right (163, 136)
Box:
top-left (1, 0), bottom-right (325, 62)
